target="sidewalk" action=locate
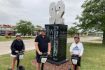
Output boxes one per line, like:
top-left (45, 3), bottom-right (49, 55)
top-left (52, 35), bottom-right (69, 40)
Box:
top-left (0, 39), bottom-right (35, 55)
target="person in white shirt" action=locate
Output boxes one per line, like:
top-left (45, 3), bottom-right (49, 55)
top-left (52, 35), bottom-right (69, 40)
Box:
top-left (70, 34), bottom-right (84, 70)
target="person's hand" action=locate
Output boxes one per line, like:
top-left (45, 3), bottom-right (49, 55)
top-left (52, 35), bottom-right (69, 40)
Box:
top-left (38, 51), bottom-right (42, 55)
top-left (15, 51), bottom-right (19, 53)
top-left (47, 52), bottom-right (51, 55)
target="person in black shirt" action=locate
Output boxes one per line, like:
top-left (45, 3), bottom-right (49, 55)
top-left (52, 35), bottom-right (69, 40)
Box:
top-left (10, 33), bottom-right (25, 70)
top-left (35, 30), bottom-right (51, 70)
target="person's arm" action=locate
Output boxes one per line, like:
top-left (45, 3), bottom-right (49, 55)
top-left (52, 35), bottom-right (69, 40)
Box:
top-left (22, 40), bottom-right (25, 51)
top-left (48, 42), bottom-right (51, 55)
top-left (79, 43), bottom-right (84, 57)
top-left (35, 36), bottom-right (42, 55)
top-left (10, 40), bottom-right (16, 52)
top-left (35, 42), bottom-right (42, 55)
top-left (47, 37), bottom-right (51, 55)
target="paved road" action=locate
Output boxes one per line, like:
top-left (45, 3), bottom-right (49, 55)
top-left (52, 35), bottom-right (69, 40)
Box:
top-left (0, 37), bottom-right (101, 55)
top-left (0, 39), bottom-right (35, 55)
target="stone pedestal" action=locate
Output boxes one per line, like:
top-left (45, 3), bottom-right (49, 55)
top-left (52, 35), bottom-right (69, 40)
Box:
top-left (32, 60), bottom-right (71, 70)
top-left (45, 24), bottom-right (68, 64)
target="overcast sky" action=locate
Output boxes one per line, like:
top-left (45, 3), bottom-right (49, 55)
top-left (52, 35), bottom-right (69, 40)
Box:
top-left (0, 0), bottom-right (85, 27)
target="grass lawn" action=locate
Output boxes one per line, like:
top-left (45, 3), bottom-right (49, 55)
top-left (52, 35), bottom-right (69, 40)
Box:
top-left (0, 50), bottom-right (36, 70)
top-left (0, 43), bottom-right (105, 70)
top-left (0, 36), bottom-right (34, 41)
top-left (81, 43), bottom-right (105, 70)
top-left (0, 36), bottom-right (14, 41)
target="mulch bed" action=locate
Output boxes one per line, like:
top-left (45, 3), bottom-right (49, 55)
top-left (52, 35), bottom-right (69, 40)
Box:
top-left (32, 60), bottom-right (71, 70)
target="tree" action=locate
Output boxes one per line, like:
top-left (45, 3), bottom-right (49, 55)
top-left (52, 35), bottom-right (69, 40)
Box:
top-left (35, 25), bottom-right (43, 31)
top-left (76, 0), bottom-right (105, 44)
top-left (68, 27), bottom-right (78, 36)
top-left (16, 20), bottom-right (35, 36)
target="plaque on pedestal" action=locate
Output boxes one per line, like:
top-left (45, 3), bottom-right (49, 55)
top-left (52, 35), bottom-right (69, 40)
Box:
top-left (45, 24), bottom-right (68, 65)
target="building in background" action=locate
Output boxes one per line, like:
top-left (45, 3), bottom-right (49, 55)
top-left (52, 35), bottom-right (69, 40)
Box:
top-left (0, 24), bottom-right (16, 36)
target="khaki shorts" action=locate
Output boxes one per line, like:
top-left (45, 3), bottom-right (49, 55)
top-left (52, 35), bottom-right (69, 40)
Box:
top-left (10, 54), bottom-right (16, 58)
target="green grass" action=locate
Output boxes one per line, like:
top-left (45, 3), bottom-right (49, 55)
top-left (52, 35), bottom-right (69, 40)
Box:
top-left (0, 36), bottom-right (34, 41)
top-left (81, 43), bottom-right (105, 70)
top-left (0, 43), bottom-right (105, 70)
top-left (0, 36), bottom-right (14, 41)
top-left (0, 50), bottom-right (36, 70)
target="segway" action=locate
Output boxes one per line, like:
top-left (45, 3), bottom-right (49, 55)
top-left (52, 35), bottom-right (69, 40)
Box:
top-left (71, 55), bottom-right (79, 70)
top-left (40, 53), bottom-right (48, 70)
top-left (16, 51), bottom-right (25, 70)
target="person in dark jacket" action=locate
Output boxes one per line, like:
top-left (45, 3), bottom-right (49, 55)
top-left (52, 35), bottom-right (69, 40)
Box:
top-left (10, 33), bottom-right (25, 70)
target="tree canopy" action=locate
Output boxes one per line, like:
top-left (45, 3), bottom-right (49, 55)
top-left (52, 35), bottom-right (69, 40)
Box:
top-left (76, 0), bottom-right (105, 44)
top-left (16, 20), bottom-right (35, 36)
top-left (68, 27), bottom-right (78, 36)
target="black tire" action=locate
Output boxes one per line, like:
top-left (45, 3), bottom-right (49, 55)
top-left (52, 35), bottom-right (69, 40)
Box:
top-left (41, 63), bottom-right (44, 70)
top-left (18, 65), bottom-right (25, 70)
top-left (74, 65), bottom-right (77, 70)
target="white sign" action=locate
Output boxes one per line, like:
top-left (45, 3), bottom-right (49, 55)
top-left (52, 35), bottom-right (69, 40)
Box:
top-left (49, 1), bottom-right (65, 24)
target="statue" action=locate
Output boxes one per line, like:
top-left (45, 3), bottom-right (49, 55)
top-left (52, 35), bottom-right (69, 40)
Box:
top-left (45, 1), bottom-right (68, 64)
top-left (49, 1), bottom-right (65, 24)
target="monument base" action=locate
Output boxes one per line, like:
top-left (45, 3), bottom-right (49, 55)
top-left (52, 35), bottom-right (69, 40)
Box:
top-left (45, 24), bottom-right (68, 64)
top-left (32, 60), bottom-right (71, 70)
top-left (44, 60), bottom-right (70, 70)
top-left (47, 59), bottom-right (69, 65)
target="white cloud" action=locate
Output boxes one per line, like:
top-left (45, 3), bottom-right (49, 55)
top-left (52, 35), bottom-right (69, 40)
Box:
top-left (0, 0), bottom-right (85, 27)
